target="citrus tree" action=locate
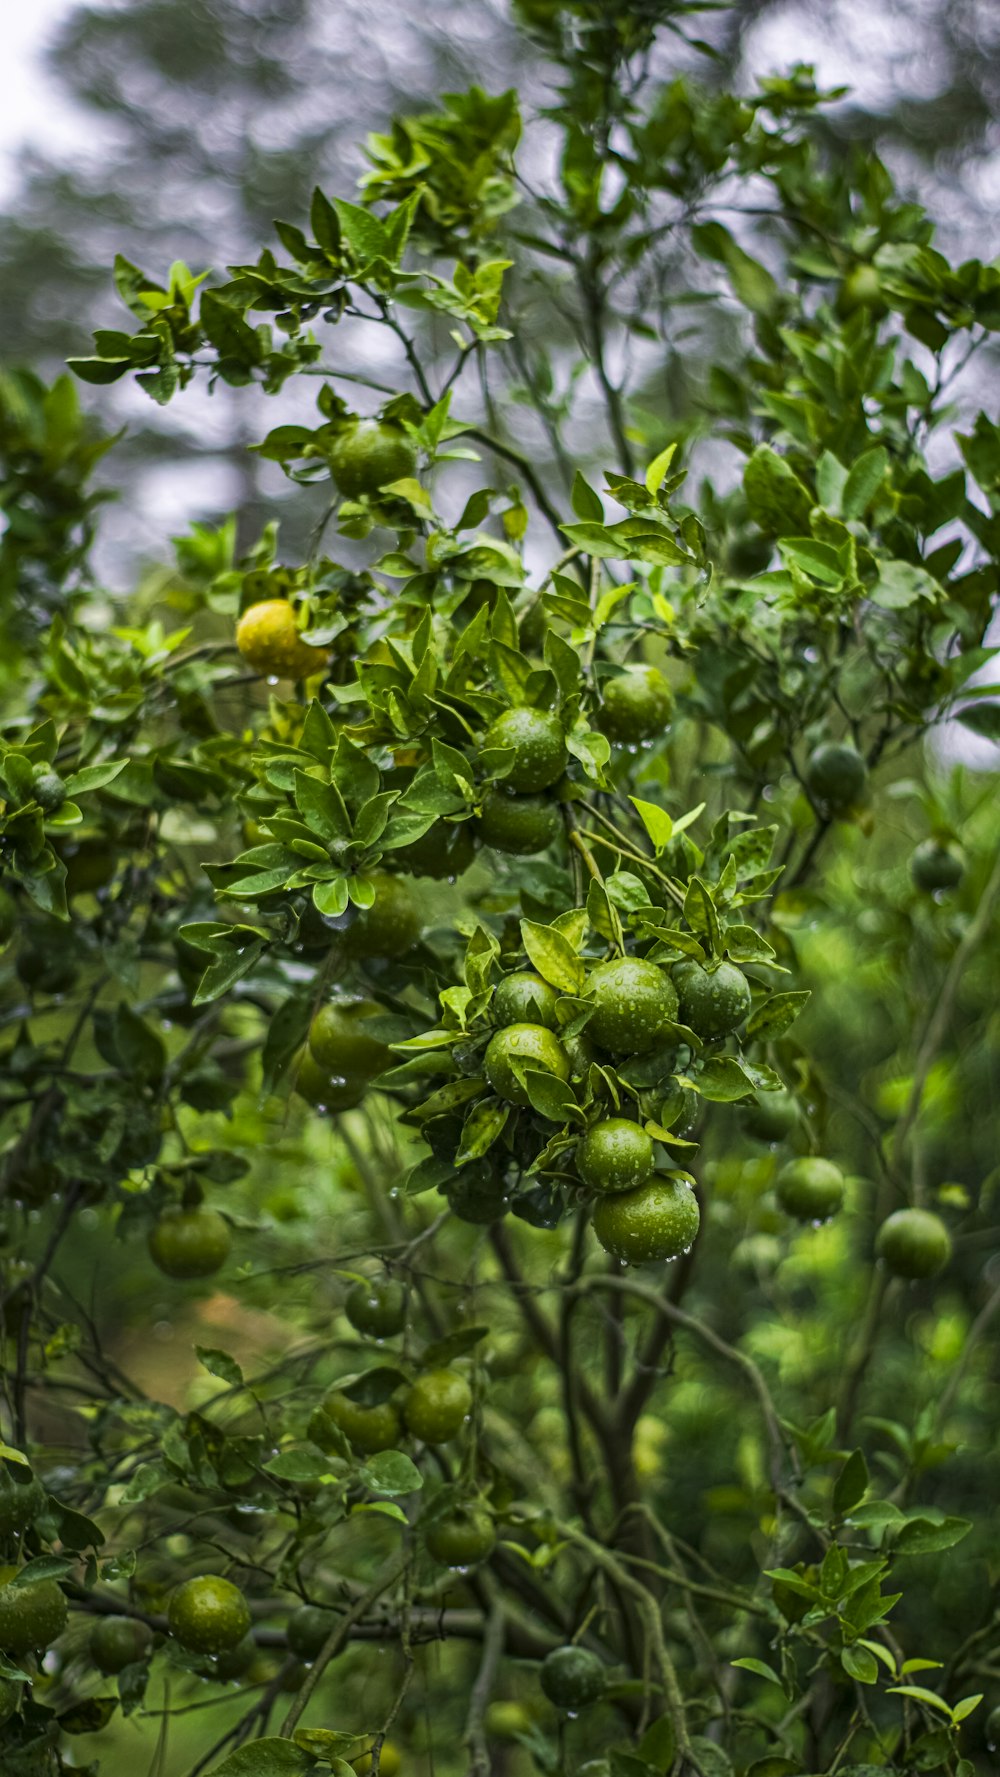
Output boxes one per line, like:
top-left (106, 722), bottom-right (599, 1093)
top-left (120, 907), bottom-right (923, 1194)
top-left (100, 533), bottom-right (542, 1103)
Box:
top-left (3, 3), bottom-right (1000, 1775)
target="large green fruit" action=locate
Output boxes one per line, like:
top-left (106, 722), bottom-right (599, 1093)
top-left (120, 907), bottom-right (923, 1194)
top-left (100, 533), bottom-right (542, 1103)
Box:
top-left (484, 1023), bottom-right (570, 1110)
top-left (91, 1615), bottom-right (154, 1675)
top-left (395, 819), bottom-right (476, 880)
top-left (0, 1476), bottom-right (45, 1537)
top-left (425, 1505), bottom-right (496, 1568)
top-left (577, 1120), bottom-right (654, 1194)
top-left (344, 1279), bottom-right (407, 1339)
top-left (310, 1391), bottom-right (402, 1455)
top-left (445, 1163), bottom-right (511, 1225)
top-left (308, 1001), bottom-right (389, 1081)
top-left (805, 742), bottom-right (867, 811)
top-left (586, 958), bottom-right (678, 1055)
top-left (597, 664), bottom-right (672, 743)
top-left (775, 1157), bottom-right (845, 1222)
top-left (476, 788), bottom-right (561, 856)
top-left (341, 872), bottom-right (422, 959)
top-left (168, 1576), bottom-right (251, 1654)
top-left (672, 960), bottom-right (750, 1039)
top-left (0, 1571), bottom-right (68, 1655)
top-left (592, 1177), bottom-right (700, 1264)
top-left (404, 1369), bottom-right (472, 1443)
top-left (876, 1208), bottom-right (951, 1279)
top-left (148, 1207), bottom-right (231, 1280)
top-left (329, 421), bottom-right (417, 499)
top-left (484, 707), bottom-right (567, 793)
top-left (743, 1090), bottom-right (800, 1144)
top-left (235, 599), bottom-right (319, 680)
top-left (493, 971), bottom-right (560, 1030)
top-left (910, 841), bottom-right (964, 893)
top-left (540, 1644), bottom-right (606, 1710)
top-left (293, 1047), bottom-right (367, 1112)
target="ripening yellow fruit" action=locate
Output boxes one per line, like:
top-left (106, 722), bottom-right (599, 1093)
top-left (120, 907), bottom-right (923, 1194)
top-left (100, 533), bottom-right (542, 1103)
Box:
top-left (235, 600), bottom-right (322, 680)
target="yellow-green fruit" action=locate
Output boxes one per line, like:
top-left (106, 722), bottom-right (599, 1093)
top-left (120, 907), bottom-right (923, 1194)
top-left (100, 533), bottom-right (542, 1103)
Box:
top-left (0, 1571), bottom-right (68, 1655)
top-left (292, 1047), bottom-right (366, 1112)
top-left (344, 1279), bottom-right (407, 1338)
top-left (586, 957), bottom-right (678, 1056)
top-left (308, 1001), bottom-right (389, 1081)
top-left (484, 707), bottom-right (567, 793)
top-left (341, 872), bottom-right (422, 960)
top-left (672, 960), bottom-right (751, 1039)
top-left (425, 1505), bottom-right (496, 1568)
top-left (493, 971), bottom-right (560, 1030)
top-left (148, 1208), bottom-right (231, 1280)
top-left (876, 1208), bottom-right (951, 1279)
top-left (32, 770), bottom-right (67, 812)
top-left (310, 1391), bottom-right (402, 1455)
top-left (484, 1023), bottom-right (570, 1111)
top-left (91, 1615), bottom-right (154, 1674)
top-left (484, 1701), bottom-right (534, 1741)
top-left (775, 1157), bottom-right (845, 1223)
top-left (577, 1119), bottom-right (654, 1194)
top-left (597, 664), bottom-right (672, 743)
top-left (330, 421), bottom-right (417, 499)
top-left (404, 1369), bottom-right (472, 1443)
top-left (235, 600), bottom-right (320, 680)
top-left (476, 789), bottom-right (561, 856)
top-left (168, 1576), bottom-right (251, 1655)
top-left (836, 264), bottom-right (885, 316)
top-left (353, 1740), bottom-right (403, 1777)
top-left (592, 1177), bottom-right (700, 1264)
top-left (0, 1477), bottom-right (44, 1537)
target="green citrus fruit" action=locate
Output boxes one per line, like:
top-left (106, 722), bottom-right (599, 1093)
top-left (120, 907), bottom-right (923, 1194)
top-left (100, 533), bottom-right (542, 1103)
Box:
top-left (308, 1001), bottom-right (389, 1081)
top-left (425, 1505), bottom-right (496, 1568)
top-left (836, 264), bottom-right (885, 316)
top-left (32, 771), bottom-right (67, 813)
top-left (592, 1176), bottom-right (700, 1264)
top-left (672, 959), bottom-right (750, 1038)
top-left (484, 1701), bottom-right (534, 1741)
top-left (876, 1208), bottom-right (951, 1279)
top-left (15, 942), bottom-right (78, 996)
top-left (342, 872), bottom-right (422, 959)
top-left (483, 1023), bottom-right (570, 1110)
top-left (330, 421), bottom-right (417, 499)
top-left (404, 1369), bottom-right (472, 1443)
top-left (208, 1631), bottom-right (257, 1680)
top-left (539, 1644), bottom-right (606, 1710)
top-left (476, 789), bottom-right (561, 856)
top-left (345, 1279), bottom-right (407, 1339)
top-left (484, 707), bottom-right (568, 793)
top-left (805, 742), bottom-right (867, 811)
top-left (293, 1046), bottom-right (367, 1112)
top-left (148, 1207), bottom-right (231, 1280)
top-left (287, 1605), bottom-right (337, 1660)
top-left (743, 1090), bottom-right (800, 1143)
top-left (91, 1615), bottom-right (154, 1674)
top-left (445, 1162), bottom-right (511, 1225)
top-left (586, 957), bottom-right (678, 1055)
top-left (235, 600), bottom-right (320, 680)
top-left (353, 1740), bottom-right (403, 1777)
top-left (493, 971), bottom-right (560, 1030)
top-left (910, 841), bottom-right (964, 893)
top-left (0, 1571), bottom-right (68, 1655)
top-left (0, 888), bottom-right (16, 946)
top-left (310, 1390), bottom-right (402, 1455)
top-left (775, 1157), bottom-right (845, 1222)
top-left (0, 1476), bottom-right (45, 1537)
top-left (396, 818), bottom-right (476, 880)
top-left (597, 665), bottom-right (672, 743)
top-left (577, 1119), bottom-right (654, 1194)
top-left (168, 1576), bottom-right (251, 1655)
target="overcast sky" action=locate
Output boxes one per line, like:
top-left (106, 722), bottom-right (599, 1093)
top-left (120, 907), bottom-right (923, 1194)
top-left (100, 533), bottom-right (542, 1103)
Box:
top-left (3, 1), bottom-right (83, 202)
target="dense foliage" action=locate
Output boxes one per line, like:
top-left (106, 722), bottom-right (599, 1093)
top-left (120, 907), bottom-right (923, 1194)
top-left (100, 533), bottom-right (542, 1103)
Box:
top-left (2, 3), bottom-right (1000, 1775)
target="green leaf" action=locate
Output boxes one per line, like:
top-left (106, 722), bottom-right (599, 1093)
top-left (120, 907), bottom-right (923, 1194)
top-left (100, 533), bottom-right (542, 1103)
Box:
top-left (630, 797), bottom-right (673, 853)
top-left (886, 1685), bottom-right (954, 1717)
top-left (842, 1644), bottom-right (879, 1684)
top-left (294, 770), bottom-right (352, 843)
top-left (746, 992), bottom-right (810, 1041)
top-left (952, 1695), bottom-right (983, 1724)
top-left (572, 471), bottom-right (604, 521)
top-left (455, 1097), bottom-right (510, 1166)
top-left (778, 537), bottom-right (846, 586)
top-left (691, 1057), bottom-right (755, 1102)
top-left (519, 919), bottom-right (585, 994)
top-left (732, 1657), bottom-right (783, 1687)
top-left (62, 760), bottom-right (128, 796)
top-left (209, 1739), bottom-right (316, 1776)
top-left (196, 1347), bottom-right (244, 1389)
top-left (637, 1714), bottom-right (677, 1771)
top-left (645, 443), bottom-right (678, 495)
top-left (11, 1555), bottom-right (76, 1586)
top-left (834, 1449), bottom-right (870, 1516)
top-left (842, 447), bottom-right (889, 520)
top-left (893, 1515), bottom-right (972, 1555)
top-left (357, 1450), bottom-right (423, 1496)
top-left (744, 446), bottom-right (814, 536)
top-left (519, 1069), bottom-right (583, 1124)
